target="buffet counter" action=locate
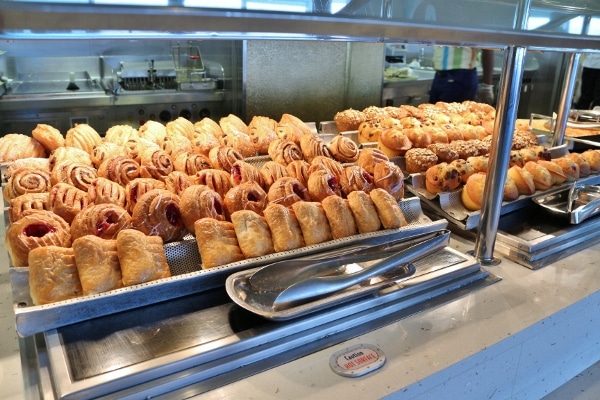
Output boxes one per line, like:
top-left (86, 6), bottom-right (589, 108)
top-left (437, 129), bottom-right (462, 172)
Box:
top-left (1, 224), bottom-right (599, 399)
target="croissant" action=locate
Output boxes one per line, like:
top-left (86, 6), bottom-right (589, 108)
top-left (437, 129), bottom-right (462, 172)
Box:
top-left (124, 177), bottom-right (166, 213)
top-left (138, 120), bottom-right (167, 145)
top-left (307, 169), bottom-right (342, 202)
top-left (164, 171), bottom-right (193, 196)
top-left (9, 193), bottom-right (49, 224)
top-left (49, 183), bottom-right (91, 224)
top-left (180, 185), bottom-right (226, 232)
top-left (104, 124), bottom-right (139, 146)
top-left (139, 148), bottom-right (174, 182)
top-left (173, 151), bottom-right (212, 175)
top-left (299, 134), bottom-right (332, 163)
top-left (50, 161), bottom-right (97, 192)
top-left (230, 160), bottom-right (264, 187)
top-left (5, 210), bottom-right (71, 267)
top-left (340, 165), bottom-right (375, 197)
top-left (259, 161), bottom-right (289, 189)
top-left (166, 116), bottom-right (196, 140)
top-left (267, 177), bottom-right (311, 208)
top-left (123, 137), bottom-right (160, 163)
top-left (223, 181), bottom-right (268, 218)
top-left (3, 167), bottom-right (51, 203)
top-left (65, 124), bottom-right (102, 154)
top-left (87, 177), bottom-right (127, 208)
top-left (161, 134), bottom-right (193, 157)
top-left (97, 155), bottom-right (141, 186)
top-left (285, 160), bottom-right (311, 188)
top-left (267, 139), bottom-right (304, 166)
top-left (373, 161), bottom-right (405, 200)
top-left (31, 123), bottom-right (65, 152)
top-left (0, 133), bottom-right (46, 163)
top-left (194, 117), bottom-right (225, 139)
top-left (209, 145), bottom-right (244, 172)
top-left (70, 203), bottom-right (132, 241)
top-left (131, 189), bottom-right (186, 242)
top-left (328, 135), bottom-right (359, 163)
top-left (220, 114), bottom-right (250, 135)
top-left (91, 142), bottom-right (127, 168)
top-left (194, 169), bottom-right (233, 197)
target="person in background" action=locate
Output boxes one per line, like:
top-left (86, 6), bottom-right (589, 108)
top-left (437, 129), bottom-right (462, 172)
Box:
top-left (574, 53), bottom-right (600, 110)
top-left (429, 46), bottom-right (495, 105)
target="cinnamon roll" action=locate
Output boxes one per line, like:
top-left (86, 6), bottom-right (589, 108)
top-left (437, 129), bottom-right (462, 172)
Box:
top-left (131, 189), bottom-right (186, 242)
top-left (50, 161), bottom-right (97, 192)
top-left (65, 124), bottom-right (102, 154)
top-left (71, 203), bottom-right (132, 241)
top-left (124, 177), bottom-right (166, 213)
top-left (173, 151), bottom-right (212, 175)
top-left (267, 176), bottom-right (311, 207)
top-left (3, 167), bottom-right (51, 203)
top-left (5, 210), bottom-right (71, 267)
top-left (299, 134), bottom-right (332, 163)
top-left (230, 160), bottom-right (263, 187)
top-left (209, 145), bottom-right (244, 172)
top-left (49, 146), bottom-right (92, 171)
top-left (9, 193), bottom-right (49, 224)
top-left (91, 142), bottom-right (127, 168)
top-left (223, 181), bottom-right (268, 218)
top-left (5, 158), bottom-right (49, 183)
top-left (267, 139), bottom-right (304, 166)
top-left (164, 171), bottom-right (193, 196)
top-left (373, 161), bottom-right (405, 200)
top-left (194, 169), bottom-right (233, 197)
top-left (259, 161), bottom-right (289, 189)
top-left (307, 169), bottom-right (342, 202)
top-left (328, 135), bottom-right (360, 163)
top-left (285, 160), bottom-right (311, 188)
top-left (140, 148), bottom-right (174, 182)
top-left (104, 124), bottom-right (139, 146)
top-left (97, 156), bottom-right (141, 186)
top-left (180, 185), bottom-right (226, 232)
top-left (88, 177), bottom-right (127, 208)
top-left (49, 183), bottom-right (91, 224)
top-left (340, 165), bottom-right (375, 197)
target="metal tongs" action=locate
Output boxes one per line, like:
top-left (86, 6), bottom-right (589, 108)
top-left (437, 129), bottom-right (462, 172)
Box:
top-left (567, 182), bottom-right (600, 223)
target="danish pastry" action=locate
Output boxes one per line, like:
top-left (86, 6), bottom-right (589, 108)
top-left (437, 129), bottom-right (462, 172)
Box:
top-left (194, 218), bottom-right (245, 269)
top-left (321, 195), bottom-right (358, 239)
top-left (267, 176), bottom-right (311, 207)
top-left (268, 139), bottom-right (304, 166)
top-left (131, 189), bottom-right (186, 242)
top-left (285, 160), bottom-right (311, 188)
top-left (104, 124), bottom-right (139, 146)
top-left (340, 165), bottom-right (375, 197)
top-left (97, 155), bottom-right (141, 186)
top-left (190, 131), bottom-right (221, 155)
top-left (164, 171), bottom-right (193, 196)
top-left (70, 203), bottom-right (132, 241)
top-left (194, 117), bottom-right (225, 139)
top-left (138, 120), bottom-right (167, 145)
top-left (307, 169), bottom-right (342, 202)
top-left (180, 185), bottom-right (226, 232)
top-left (65, 124), bottom-right (102, 154)
top-left (263, 203), bottom-right (305, 252)
top-left (373, 161), bottom-right (405, 200)
top-left (123, 137), bottom-right (160, 163)
top-left (50, 161), bottom-right (97, 192)
top-left (223, 181), bottom-right (268, 218)
top-left (357, 148), bottom-right (389, 174)
top-left (347, 190), bottom-right (381, 233)
top-left (0, 133), bottom-right (46, 163)
top-left (91, 142), bottom-right (127, 168)
top-left (369, 188), bottom-right (407, 229)
top-left (28, 246), bottom-right (82, 305)
top-left (31, 123), bottom-right (65, 152)
top-left (124, 177), bottom-right (166, 213)
top-left (291, 201), bottom-right (333, 246)
top-left (173, 151), bottom-right (212, 175)
top-left (299, 134), bottom-right (331, 163)
top-left (166, 116), bottom-right (196, 140)
top-left (72, 235), bottom-right (123, 295)
top-left (230, 159), bottom-right (264, 187)
top-left (139, 148), bottom-right (174, 182)
top-left (88, 177), bottom-right (127, 207)
top-left (161, 134), bottom-right (193, 157)
top-left (230, 210), bottom-right (275, 258)
top-left (48, 182), bottom-right (91, 224)
top-left (194, 168), bottom-right (233, 197)
top-left (116, 229), bottom-right (172, 286)
top-left (259, 161), bottom-right (289, 189)
top-left (209, 145), bottom-right (244, 172)
top-left (9, 193), bottom-right (49, 224)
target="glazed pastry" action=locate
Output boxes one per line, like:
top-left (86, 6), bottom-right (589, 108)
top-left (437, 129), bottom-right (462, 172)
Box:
top-left (97, 155), bottom-right (141, 186)
top-left (449, 158), bottom-right (475, 185)
top-left (65, 124), bottom-right (102, 154)
top-left (334, 108), bottom-right (365, 132)
top-left (180, 185), bottom-right (225, 232)
top-left (116, 229), bottom-right (172, 286)
top-left (104, 124), bottom-right (139, 146)
top-left (131, 189), bottom-right (186, 242)
top-left (536, 160), bottom-right (567, 185)
top-left (426, 143), bottom-right (459, 163)
top-left (5, 210), bottom-right (71, 267)
top-left (425, 162), bottom-right (462, 194)
top-left (299, 134), bottom-right (332, 163)
top-left (5, 157), bottom-right (49, 183)
top-left (223, 181), bottom-right (268, 218)
top-left (307, 169), bottom-right (342, 202)
top-left (194, 218), bottom-right (245, 269)
top-left (48, 146), bottom-right (92, 171)
top-left (285, 160), bottom-right (311, 188)
top-left (173, 151), bottom-right (212, 175)
top-left (72, 235), bottom-right (123, 295)
top-left (267, 176), bottom-right (311, 207)
top-left (123, 137), bottom-right (160, 163)
top-left (291, 201), bottom-right (333, 246)
top-left (268, 139), bottom-right (304, 166)
top-left (263, 203), bottom-right (305, 252)
top-left (220, 128), bottom-right (256, 158)
top-left (91, 142), bottom-right (127, 168)
top-left (328, 135), bottom-right (360, 163)
top-left (230, 159), bottom-right (264, 187)
top-left (190, 131), bottom-right (221, 156)
top-left (580, 149), bottom-right (600, 172)
top-left (139, 148), bottom-right (174, 182)
top-left (347, 190), bottom-right (382, 233)
top-left (50, 161), bottom-right (97, 191)
top-left (552, 157), bottom-right (580, 181)
top-left (70, 203), bottom-right (132, 241)
top-left (28, 246), bottom-right (82, 305)
top-left (161, 134), bottom-right (193, 156)
top-left (523, 161), bottom-right (553, 190)
top-left (340, 165), bottom-right (375, 197)
top-left (231, 210), bottom-right (275, 258)
top-left (373, 161), bottom-right (405, 200)
top-left (166, 116), bottom-right (196, 140)
top-left (404, 148), bottom-right (439, 174)
top-left (566, 152), bottom-right (591, 177)
top-left (321, 195), bottom-right (358, 239)
top-left (165, 171), bottom-right (193, 196)
top-left (259, 161), bottom-right (289, 189)
top-left (209, 145), bottom-right (244, 172)
top-left (3, 167), bottom-right (51, 202)
top-left (48, 183), bottom-right (91, 224)
top-left (369, 188), bottom-right (407, 229)
top-left (194, 168), bottom-right (233, 197)
top-left (124, 177), bottom-right (166, 213)
top-left (507, 165), bottom-right (536, 195)
top-left (88, 177), bottom-right (127, 207)
top-left (357, 148), bottom-right (389, 175)
top-left (194, 117), bottom-right (225, 139)
top-left (31, 123), bottom-right (65, 152)
top-left (9, 193), bottom-right (49, 224)
top-left (0, 133), bottom-right (46, 163)
top-left (138, 120), bottom-right (168, 145)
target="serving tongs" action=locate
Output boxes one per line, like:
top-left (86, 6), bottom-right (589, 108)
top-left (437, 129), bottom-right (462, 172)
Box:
top-left (249, 230), bottom-right (447, 292)
top-left (269, 230), bottom-right (450, 311)
top-left (533, 182), bottom-right (600, 224)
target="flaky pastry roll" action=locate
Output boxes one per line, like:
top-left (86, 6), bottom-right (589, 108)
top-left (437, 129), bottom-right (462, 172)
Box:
top-left (291, 201), bottom-right (332, 246)
top-left (195, 218), bottom-right (245, 269)
top-left (231, 210), bottom-right (275, 259)
top-left (28, 246), bottom-right (82, 305)
top-left (72, 235), bottom-right (123, 295)
top-left (263, 203), bottom-right (305, 252)
top-left (116, 229), bottom-right (171, 286)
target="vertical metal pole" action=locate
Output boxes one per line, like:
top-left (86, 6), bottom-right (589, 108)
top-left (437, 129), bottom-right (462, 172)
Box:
top-left (551, 52), bottom-right (582, 147)
top-left (473, 46), bottom-right (527, 264)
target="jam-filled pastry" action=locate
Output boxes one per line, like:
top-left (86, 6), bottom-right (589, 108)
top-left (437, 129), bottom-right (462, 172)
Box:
top-left (123, 137), bottom-right (160, 164)
top-left (50, 161), bottom-right (97, 192)
top-left (70, 203), bottom-right (132, 241)
top-left (566, 152), bottom-right (591, 177)
top-left (140, 148), bottom-right (174, 182)
top-left (347, 190), bottom-right (381, 233)
top-left (88, 177), bottom-right (127, 208)
top-left (104, 124), bottom-right (139, 146)
top-left (161, 134), bottom-right (193, 157)
top-left (369, 188), bottom-right (407, 229)
top-left (285, 159), bottom-right (311, 188)
top-left (263, 203), bottom-right (305, 252)
top-left (28, 246), bottom-right (82, 305)
top-left (65, 123), bottom-right (102, 154)
top-left (191, 131), bottom-right (221, 156)
top-left (91, 142), bottom-right (127, 168)
top-left (194, 218), bottom-right (245, 269)
top-left (49, 183), bottom-right (91, 224)
top-left (307, 169), bottom-right (342, 202)
top-left (373, 161), bottom-right (405, 200)
top-left (268, 138), bottom-right (304, 166)
top-left (72, 235), bottom-right (123, 295)
top-left (180, 185), bottom-right (226, 232)
top-left (164, 171), bottom-right (193, 196)
top-left (132, 189), bottom-right (186, 242)
top-left (9, 193), bottom-right (49, 224)
top-left (223, 181), bottom-right (268, 218)
top-left (5, 210), bottom-right (71, 267)
top-left (116, 229), bottom-right (172, 286)
top-left (194, 168), bottom-right (233, 198)
top-left (173, 151), bottom-right (212, 175)
top-left (340, 165), bottom-right (375, 197)
top-left (357, 148), bottom-right (389, 175)
top-left (31, 123), bottom-right (65, 152)
top-left (166, 116), bottom-right (196, 140)
top-left (291, 201), bottom-right (332, 246)
top-left (194, 117), bottom-right (225, 139)
top-left (321, 195), bottom-right (358, 239)
top-left (328, 135), bottom-right (360, 163)
top-left (3, 167), bottom-right (51, 203)
top-left (308, 156), bottom-right (345, 182)
top-left (231, 210), bottom-right (275, 259)
top-left (97, 155), bottom-right (141, 186)
top-left (267, 177), bottom-right (311, 208)
top-left (260, 161), bottom-right (289, 190)
top-left (0, 133), bottom-right (46, 163)
top-left (49, 146), bottom-right (93, 171)
top-left (138, 120), bottom-right (168, 145)
top-left (299, 134), bottom-right (332, 163)
top-left (209, 145), bottom-right (244, 172)
top-left (124, 177), bottom-right (166, 213)
top-left (230, 159), bottom-right (264, 187)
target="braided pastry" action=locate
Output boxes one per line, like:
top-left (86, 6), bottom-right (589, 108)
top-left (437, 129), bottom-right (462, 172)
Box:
top-left (166, 117), bottom-right (196, 140)
top-left (8, 193), bottom-right (49, 224)
top-left (230, 160), bottom-right (263, 187)
top-left (164, 171), bottom-right (193, 196)
top-left (138, 120), bottom-right (167, 145)
top-left (0, 133), bottom-right (47, 163)
top-left (173, 151), bottom-right (212, 175)
top-left (123, 137), bottom-right (160, 163)
top-left (259, 161), bottom-right (289, 189)
top-left (49, 146), bottom-right (92, 171)
top-left (194, 169), bottom-right (233, 197)
top-left (88, 177), bottom-right (126, 208)
top-left (299, 134), bottom-right (332, 163)
top-left (124, 177), bottom-right (166, 213)
top-left (31, 123), bottom-right (65, 152)
top-left (49, 182), bottom-right (91, 224)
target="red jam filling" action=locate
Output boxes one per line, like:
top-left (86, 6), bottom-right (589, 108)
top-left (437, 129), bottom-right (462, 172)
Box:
top-left (96, 211), bottom-right (118, 235)
top-left (292, 182), bottom-right (304, 197)
top-left (247, 190), bottom-right (259, 202)
top-left (232, 165), bottom-right (242, 185)
top-left (166, 203), bottom-right (181, 225)
top-left (362, 171), bottom-right (374, 184)
top-left (23, 223), bottom-right (55, 237)
top-left (131, 186), bottom-right (139, 203)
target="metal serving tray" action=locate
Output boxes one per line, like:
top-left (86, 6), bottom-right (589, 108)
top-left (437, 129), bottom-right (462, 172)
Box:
top-left (10, 197), bottom-right (447, 337)
top-left (532, 183), bottom-right (600, 224)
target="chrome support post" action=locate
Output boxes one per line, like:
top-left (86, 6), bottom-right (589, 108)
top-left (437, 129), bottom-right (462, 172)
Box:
top-left (551, 52), bottom-right (581, 147)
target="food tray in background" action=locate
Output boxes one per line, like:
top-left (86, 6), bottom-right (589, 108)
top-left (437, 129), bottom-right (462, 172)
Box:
top-left (9, 197), bottom-right (447, 337)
